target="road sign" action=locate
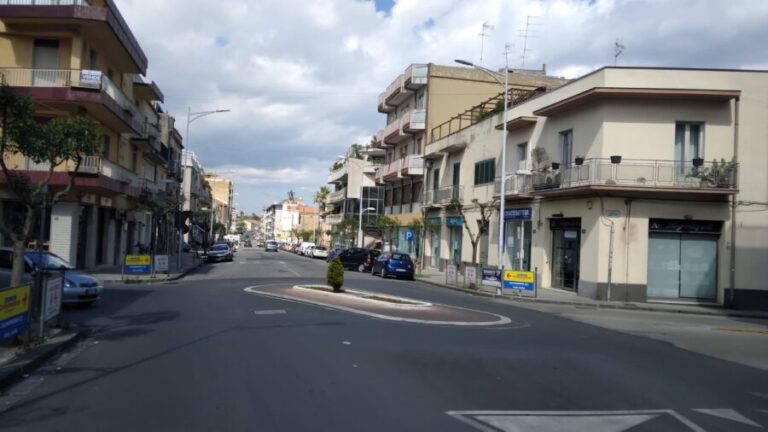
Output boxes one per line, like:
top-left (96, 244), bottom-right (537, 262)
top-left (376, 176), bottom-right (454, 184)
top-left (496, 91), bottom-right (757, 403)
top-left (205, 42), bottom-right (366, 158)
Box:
top-left (405, 229), bottom-right (414, 242)
top-left (154, 255), bottom-right (169, 273)
top-left (0, 284), bottom-right (31, 342)
top-left (503, 270), bottom-right (536, 296)
top-left (43, 277), bottom-right (62, 321)
top-left (124, 255), bottom-right (151, 275)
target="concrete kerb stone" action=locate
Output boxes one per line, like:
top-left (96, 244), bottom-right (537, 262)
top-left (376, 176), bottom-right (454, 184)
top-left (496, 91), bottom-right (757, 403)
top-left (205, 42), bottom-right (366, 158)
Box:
top-left (293, 284), bottom-right (433, 309)
top-left (0, 328), bottom-right (87, 392)
top-left (414, 276), bottom-right (768, 321)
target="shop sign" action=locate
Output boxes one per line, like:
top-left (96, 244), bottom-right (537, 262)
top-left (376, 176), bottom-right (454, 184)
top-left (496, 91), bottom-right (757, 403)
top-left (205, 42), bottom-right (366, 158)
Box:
top-left (481, 268), bottom-right (501, 288)
top-left (80, 194), bottom-right (96, 205)
top-left (446, 264), bottom-right (458, 286)
top-left (504, 208), bottom-right (532, 220)
top-left (649, 219), bottom-right (722, 234)
top-left (43, 277), bottom-right (62, 321)
top-left (124, 255), bottom-right (151, 275)
top-left (604, 209), bottom-right (622, 218)
top-left (427, 217), bottom-right (442, 226)
top-left (100, 197), bottom-right (113, 207)
top-left (503, 270), bottom-right (536, 295)
top-left (0, 284), bottom-right (31, 342)
top-left (550, 217), bottom-right (581, 230)
top-left (446, 216), bottom-right (464, 227)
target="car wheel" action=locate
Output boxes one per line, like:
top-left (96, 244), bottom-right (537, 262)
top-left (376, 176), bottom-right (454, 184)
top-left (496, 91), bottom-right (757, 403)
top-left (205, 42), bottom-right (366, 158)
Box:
top-left (358, 264), bottom-right (365, 272)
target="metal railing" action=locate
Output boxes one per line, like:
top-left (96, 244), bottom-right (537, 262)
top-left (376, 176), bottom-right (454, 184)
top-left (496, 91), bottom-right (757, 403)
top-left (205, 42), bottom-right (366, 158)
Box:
top-left (424, 185), bottom-right (464, 205)
top-left (325, 213), bottom-right (343, 224)
top-left (0, 0), bottom-right (92, 5)
top-left (402, 109), bottom-right (426, 130)
top-left (405, 64), bottom-right (428, 86)
top-left (494, 173), bottom-right (533, 195)
top-left (403, 154), bottom-right (425, 171)
top-left (383, 74), bottom-right (404, 102)
top-left (526, 158), bottom-right (738, 192)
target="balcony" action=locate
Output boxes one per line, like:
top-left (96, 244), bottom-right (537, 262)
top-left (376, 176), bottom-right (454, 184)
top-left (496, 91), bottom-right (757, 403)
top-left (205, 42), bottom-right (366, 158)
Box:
top-left (375, 159), bottom-right (402, 183)
top-left (404, 64), bottom-right (428, 89)
top-left (377, 92), bottom-right (394, 113)
top-left (325, 213), bottom-right (343, 225)
top-left (522, 159), bottom-right (738, 199)
top-left (494, 174), bottom-right (533, 196)
top-left (0, 0), bottom-right (148, 74)
top-left (401, 154), bottom-right (425, 177)
top-left (0, 68), bottom-right (146, 135)
top-left (327, 164), bottom-right (348, 184)
top-left (381, 118), bottom-right (406, 144)
top-left (326, 188), bottom-right (346, 204)
top-left (424, 185), bottom-right (464, 206)
top-left (401, 109), bottom-right (426, 133)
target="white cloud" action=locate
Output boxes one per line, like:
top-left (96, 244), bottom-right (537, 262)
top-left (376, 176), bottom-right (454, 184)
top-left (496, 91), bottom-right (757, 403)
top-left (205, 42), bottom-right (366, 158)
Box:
top-left (114, 0), bottom-right (768, 213)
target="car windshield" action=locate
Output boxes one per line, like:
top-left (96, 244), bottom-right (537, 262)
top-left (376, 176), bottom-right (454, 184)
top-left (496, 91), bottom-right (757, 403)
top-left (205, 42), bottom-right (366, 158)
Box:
top-left (211, 244), bottom-right (229, 251)
top-left (25, 252), bottom-right (74, 270)
top-left (391, 253), bottom-right (410, 261)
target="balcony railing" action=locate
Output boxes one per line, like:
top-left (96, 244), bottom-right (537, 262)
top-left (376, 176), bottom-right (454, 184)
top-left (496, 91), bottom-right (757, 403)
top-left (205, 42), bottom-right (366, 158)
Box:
top-left (2, 153), bottom-right (102, 174)
top-left (404, 64), bottom-right (428, 88)
top-left (325, 213), bottom-right (343, 225)
top-left (327, 188), bottom-right (346, 203)
top-left (0, 68), bottom-right (145, 134)
top-left (383, 74), bottom-right (404, 103)
top-left (401, 109), bottom-right (426, 132)
top-left (424, 185), bottom-right (464, 205)
top-left (376, 159), bottom-right (402, 182)
top-left (328, 164), bottom-right (347, 183)
top-left (494, 173), bottom-right (533, 195)
top-left (525, 159), bottom-right (738, 193)
top-left (402, 154), bottom-right (424, 176)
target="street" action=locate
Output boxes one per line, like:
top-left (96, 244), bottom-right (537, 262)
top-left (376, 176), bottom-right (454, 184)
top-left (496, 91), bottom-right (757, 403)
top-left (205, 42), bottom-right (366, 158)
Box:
top-left (1, 248), bottom-right (767, 431)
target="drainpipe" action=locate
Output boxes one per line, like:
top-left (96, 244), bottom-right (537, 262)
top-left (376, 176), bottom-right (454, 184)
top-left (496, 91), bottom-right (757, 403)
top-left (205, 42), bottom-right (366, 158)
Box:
top-left (624, 198), bottom-right (633, 302)
top-left (729, 97), bottom-right (740, 308)
top-left (599, 197), bottom-right (615, 301)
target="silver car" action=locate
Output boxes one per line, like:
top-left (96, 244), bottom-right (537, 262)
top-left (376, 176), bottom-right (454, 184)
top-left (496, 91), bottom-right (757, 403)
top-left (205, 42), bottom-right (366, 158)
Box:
top-left (0, 248), bottom-right (103, 306)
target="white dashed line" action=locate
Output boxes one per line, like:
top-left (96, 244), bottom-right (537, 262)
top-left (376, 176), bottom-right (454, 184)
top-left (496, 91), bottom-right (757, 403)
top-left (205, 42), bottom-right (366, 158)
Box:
top-left (253, 309), bottom-right (287, 315)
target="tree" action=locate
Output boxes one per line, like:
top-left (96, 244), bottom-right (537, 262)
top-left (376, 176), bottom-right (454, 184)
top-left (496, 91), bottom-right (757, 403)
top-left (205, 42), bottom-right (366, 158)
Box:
top-left (407, 216), bottom-right (424, 260)
top-left (327, 257), bottom-right (344, 292)
top-left (376, 215), bottom-right (399, 251)
top-left (448, 197), bottom-right (498, 265)
top-left (335, 217), bottom-right (357, 247)
top-left (300, 230), bottom-right (313, 241)
top-left (313, 186), bottom-right (330, 212)
top-left (0, 83), bottom-right (101, 287)
top-left (236, 219), bottom-right (247, 234)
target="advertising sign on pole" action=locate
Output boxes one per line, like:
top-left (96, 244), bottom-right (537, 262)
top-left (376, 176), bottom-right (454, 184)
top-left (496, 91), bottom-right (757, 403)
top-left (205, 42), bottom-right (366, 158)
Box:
top-left (43, 276), bottom-right (62, 321)
top-left (0, 284), bottom-right (31, 342)
top-left (503, 270), bottom-right (536, 297)
top-left (464, 266), bottom-right (477, 289)
top-left (446, 264), bottom-right (458, 286)
top-left (124, 255), bottom-right (151, 275)
top-left (481, 268), bottom-right (501, 288)
top-left (154, 255), bottom-right (169, 273)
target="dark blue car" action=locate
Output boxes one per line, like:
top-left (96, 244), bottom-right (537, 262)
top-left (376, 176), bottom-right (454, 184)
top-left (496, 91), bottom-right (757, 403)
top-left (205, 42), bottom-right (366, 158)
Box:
top-left (372, 251), bottom-right (415, 280)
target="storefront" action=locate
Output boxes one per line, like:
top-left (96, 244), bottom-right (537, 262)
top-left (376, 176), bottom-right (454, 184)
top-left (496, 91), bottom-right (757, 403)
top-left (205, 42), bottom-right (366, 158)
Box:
top-left (446, 216), bottom-right (463, 266)
top-left (550, 217), bottom-right (581, 291)
top-left (427, 217), bottom-right (441, 269)
top-left (504, 207), bottom-right (532, 271)
top-left (647, 219), bottom-right (721, 301)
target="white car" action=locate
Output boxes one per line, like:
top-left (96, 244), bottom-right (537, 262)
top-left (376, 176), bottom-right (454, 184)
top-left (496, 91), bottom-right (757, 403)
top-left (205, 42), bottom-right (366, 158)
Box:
top-left (312, 246), bottom-right (329, 259)
top-left (298, 242), bottom-right (315, 256)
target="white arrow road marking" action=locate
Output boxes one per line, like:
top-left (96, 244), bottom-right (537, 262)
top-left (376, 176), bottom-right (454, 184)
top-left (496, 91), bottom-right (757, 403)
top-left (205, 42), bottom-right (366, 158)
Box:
top-left (693, 409), bottom-right (763, 428)
top-left (447, 410), bottom-right (705, 432)
top-left (253, 309), bottom-right (286, 315)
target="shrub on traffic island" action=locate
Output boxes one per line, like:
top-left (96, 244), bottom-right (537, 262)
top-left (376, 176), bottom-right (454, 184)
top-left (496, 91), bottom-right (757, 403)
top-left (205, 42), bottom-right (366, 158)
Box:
top-left (327, 257), bottom-right (344, 292)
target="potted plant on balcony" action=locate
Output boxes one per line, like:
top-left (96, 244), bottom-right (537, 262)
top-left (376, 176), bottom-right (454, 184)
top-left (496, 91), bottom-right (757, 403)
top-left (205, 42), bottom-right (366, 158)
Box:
top-left (574, 156), bottom-right (585, 166)
top-left (691, 158), bottom-right (737, 188)
top-left (692, 157), bottom-right (704, 168)
top-left (610, 155), bottom-right (622, 164)
top-left (551, 162), bottom-right (560, 170)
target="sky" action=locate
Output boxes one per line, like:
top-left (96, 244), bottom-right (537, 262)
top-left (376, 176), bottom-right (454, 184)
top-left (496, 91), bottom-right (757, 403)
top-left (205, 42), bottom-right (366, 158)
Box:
top-left (113, 0), bottom-right (768, 215)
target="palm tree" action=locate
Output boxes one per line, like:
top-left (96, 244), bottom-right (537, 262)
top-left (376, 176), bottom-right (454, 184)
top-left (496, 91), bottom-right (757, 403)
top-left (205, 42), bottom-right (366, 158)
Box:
top-left (314, 186), bottom-right (331, 210)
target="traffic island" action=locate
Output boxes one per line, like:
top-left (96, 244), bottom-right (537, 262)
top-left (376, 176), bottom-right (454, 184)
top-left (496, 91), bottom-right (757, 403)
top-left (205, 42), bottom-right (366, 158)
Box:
top-left (244, 284), bottom-right (516, 326)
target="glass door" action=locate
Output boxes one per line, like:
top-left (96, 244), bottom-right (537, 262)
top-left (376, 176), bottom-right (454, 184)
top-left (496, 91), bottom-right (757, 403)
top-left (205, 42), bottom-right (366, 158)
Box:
top-left (450, 226), bottom-right (462, 266)
top-left (431, 230), bottom-right (440, 268)
top-left (680, 234), bottom-right (717, 299)
top-left (506, 220), bottom-right (532, 270)
top-left (552, 228), bottom-right (580, 290)
top-left (647, 233), bottom-right (681, 299)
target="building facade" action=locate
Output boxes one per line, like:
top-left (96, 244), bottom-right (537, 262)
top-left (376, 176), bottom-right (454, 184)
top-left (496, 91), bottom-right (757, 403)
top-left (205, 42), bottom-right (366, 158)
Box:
top-left (0, 0), bottom-right (184, 268)
top-left (424, 66), bottom-right (768, 310)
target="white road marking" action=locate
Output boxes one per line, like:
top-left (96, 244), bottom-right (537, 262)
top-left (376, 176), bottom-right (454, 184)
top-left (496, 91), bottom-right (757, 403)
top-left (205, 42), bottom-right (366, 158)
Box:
top-left (342, 341), bottom-right (351, 345)
top-left (693, 408), bottom-right (763, 428)
top-left (447, 410), bottom-right (706, 432)
top-left (243, 285), bottom-right (513, 326)
top-left (253, 309), bottom-right (287, 315)
top-left (752, 393), bottom-right (768, 400)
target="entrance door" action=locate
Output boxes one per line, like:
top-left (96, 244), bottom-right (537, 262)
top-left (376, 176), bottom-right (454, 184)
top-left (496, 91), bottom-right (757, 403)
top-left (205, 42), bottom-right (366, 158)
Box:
top-left (452, 162), bottom-right (460, 200)
top-left (450, 226), bottom-right (462, 266)
top-left (32, 39), bottom-right (60, 86)
top-left (506, 220), bottom-right (532, 270)
top-left (647, 233), bottom-right (717, 300)
top-left (431, 230), bottom-right (440, 268)
top-left (551, 221), bottom-right (580, 290)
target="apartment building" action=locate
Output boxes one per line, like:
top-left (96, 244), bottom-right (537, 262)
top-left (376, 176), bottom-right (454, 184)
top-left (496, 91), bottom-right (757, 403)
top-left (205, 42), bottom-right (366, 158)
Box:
top-left (0, 0), bottom-right (184, 268)
top-left (263, 199), bottom-right (301, 244)
top-left (424, 66), bottom-right (768, 310)
top-left (205, 173), bottom-right (234, 234)
top-left (325, 149), bottom-right (384, 248)
top-left (375, 63), bottom-right (568, 256)
top-left (181, 151), bottom-right (212, 246)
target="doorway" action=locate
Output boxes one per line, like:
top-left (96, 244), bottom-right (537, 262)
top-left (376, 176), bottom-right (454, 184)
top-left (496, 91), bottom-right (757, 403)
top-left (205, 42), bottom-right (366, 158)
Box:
top-left (550, 218), bottom-right (581, 291)
top-left (32, 39), bottom-right (60, 86)
top-left (647, 232), bottom-right (718, 301)
top-left (430, 229), bottom-right (441, 269)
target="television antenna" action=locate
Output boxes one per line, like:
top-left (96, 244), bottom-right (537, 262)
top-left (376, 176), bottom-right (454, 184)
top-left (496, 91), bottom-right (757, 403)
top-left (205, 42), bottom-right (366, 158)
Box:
top-left (614, 39), bottom-right (625, 65)
top-left (518, 15), bottom-right (540, 68)
top-left (479, 21), bottom-right (494, 66)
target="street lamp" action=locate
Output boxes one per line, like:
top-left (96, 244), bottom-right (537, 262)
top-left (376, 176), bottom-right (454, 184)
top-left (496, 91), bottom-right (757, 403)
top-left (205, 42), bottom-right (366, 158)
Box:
top-left (455, 55), bottom-right (510, 274)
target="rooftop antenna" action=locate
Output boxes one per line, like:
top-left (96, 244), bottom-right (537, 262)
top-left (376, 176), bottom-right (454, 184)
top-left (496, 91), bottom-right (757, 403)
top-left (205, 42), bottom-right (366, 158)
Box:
top-left (518, 15), bottom-right (539, 68)
top-left (614, 39), bottom-right (625, 66)
top-left (479, 21), bottom-right (494, 66)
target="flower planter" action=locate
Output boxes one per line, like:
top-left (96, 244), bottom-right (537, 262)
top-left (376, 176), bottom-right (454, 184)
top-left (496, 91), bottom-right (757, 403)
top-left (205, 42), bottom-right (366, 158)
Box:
top-left (610, 155), bottom-right (622, 164)
top-left (692, 157), bottom-right (704, 167)
top-left (551, 162), bottom-right (560, 170)
top-left (574, 157), bottom-right (585, 166)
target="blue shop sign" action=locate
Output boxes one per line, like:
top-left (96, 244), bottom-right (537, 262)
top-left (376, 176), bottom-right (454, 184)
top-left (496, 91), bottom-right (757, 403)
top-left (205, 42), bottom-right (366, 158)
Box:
top-left (504, 207), bottom-right (532, 220)
top-left (446, 216), bottom-right (464, 227)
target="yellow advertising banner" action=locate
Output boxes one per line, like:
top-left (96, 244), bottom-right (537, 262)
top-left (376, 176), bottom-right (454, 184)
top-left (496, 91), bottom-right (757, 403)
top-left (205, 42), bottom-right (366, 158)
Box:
top-left (125, 255), bottom-right (151, 266)
top-left (0, 284), bottom-right (31, 321)
top-left (503, 270), bottom-right (534, 283)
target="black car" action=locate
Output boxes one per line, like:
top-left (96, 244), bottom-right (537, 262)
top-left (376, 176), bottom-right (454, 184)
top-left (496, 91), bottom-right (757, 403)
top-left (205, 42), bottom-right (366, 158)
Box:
top-left (325, 248), bottom-right (345, 263)
top-left (336, 248), bottom-right (381, 272)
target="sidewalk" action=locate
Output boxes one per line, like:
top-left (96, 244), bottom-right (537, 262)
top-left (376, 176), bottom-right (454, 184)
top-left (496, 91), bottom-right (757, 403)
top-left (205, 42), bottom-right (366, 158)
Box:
top-left (415, 268), bottom-right (768, 320)
top-left (0, 328), bottom-right (85, 391)
top-left (91, 252), bottom-right (203, 284)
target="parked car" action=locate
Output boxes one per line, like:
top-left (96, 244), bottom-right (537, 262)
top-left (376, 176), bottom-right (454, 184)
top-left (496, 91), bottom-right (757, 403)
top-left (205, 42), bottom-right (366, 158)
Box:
top-left (312, 246), bottom-right (328, 259)
top-left (372, 251), bottom-right (415, 280)
top-left (326, 248), bottom-right (345, 262)
top-left (265, 240), bottom-right (279, 252)
top-left (336, 248), bottom-right (381, 272)
top-left (243, 240), bottom-right (252, 248)
top-left (0, 248), bottom-right (103, 306)
top-left (298, 242), bottom-right (316, 256)
top-left (305, 245), bottom-right (315, 257)
top-left (207, 243), bottom-right (234, 262)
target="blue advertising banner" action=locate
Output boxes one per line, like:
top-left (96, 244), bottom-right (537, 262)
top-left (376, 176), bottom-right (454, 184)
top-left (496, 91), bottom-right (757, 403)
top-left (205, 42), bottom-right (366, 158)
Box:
top-left (504, 207), bottom-right (532, 220)
top-left (481, 268), bottom-right (501, 288)
top-left (124, 255), bottom-right (151, 275)
top-left (0, 284), bottom-right (31, 342)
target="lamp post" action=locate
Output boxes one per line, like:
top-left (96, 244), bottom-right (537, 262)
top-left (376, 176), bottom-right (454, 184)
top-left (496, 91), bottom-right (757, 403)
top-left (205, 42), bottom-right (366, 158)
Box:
top-left (179, 107), bottom-right (231, 270)
top-left (455, 54), bottom-right (509, 273)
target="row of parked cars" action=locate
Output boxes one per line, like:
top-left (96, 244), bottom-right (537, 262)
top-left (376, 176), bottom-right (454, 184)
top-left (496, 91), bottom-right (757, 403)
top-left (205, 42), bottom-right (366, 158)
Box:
top-left (289, 244), bottom-right (415, 280)
top-left (286, 242), bottom-right (329, 259)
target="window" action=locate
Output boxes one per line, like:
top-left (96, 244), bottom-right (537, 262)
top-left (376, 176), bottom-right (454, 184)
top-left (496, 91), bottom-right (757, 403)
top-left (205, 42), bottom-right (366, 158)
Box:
top-left (102, 135), bottom-right (111, 160)
top-left (675, 122), bottom-right (703, 169)
top-left (393, 187), bottom-right (401, 205)
top-left (89, 49), bottom-right (97, 69)
top-left (402, 183), bottom-right (412, 204)
top-left (559, 130), bottom-right (573, 165)
top-left (474, 158), bottom-right (496, 185)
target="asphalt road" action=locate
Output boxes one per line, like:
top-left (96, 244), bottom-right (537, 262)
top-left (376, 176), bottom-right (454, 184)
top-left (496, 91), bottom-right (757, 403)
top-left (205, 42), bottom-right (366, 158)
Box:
top-left (1, 248), bottom-right (767, 431)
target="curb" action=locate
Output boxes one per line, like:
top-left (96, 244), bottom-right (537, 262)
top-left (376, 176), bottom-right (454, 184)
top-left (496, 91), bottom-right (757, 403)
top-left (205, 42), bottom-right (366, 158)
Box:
top-left (414, 277), bottom-right (768, 320)
top-left (0, 328), bottom-right (87, 392)
top-left (99, 260), bottom-right (204, 285)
